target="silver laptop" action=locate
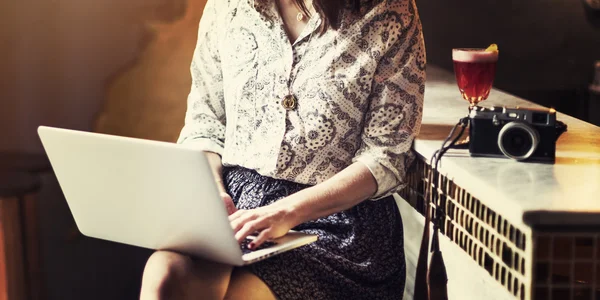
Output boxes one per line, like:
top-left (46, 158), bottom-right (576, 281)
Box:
top-left (38, 126), bottom-right (317, 266)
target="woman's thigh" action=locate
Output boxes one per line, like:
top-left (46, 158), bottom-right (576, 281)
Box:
top-left (224, 267), bottom-right (277, 300)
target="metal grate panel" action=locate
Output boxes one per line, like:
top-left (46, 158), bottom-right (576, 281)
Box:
top-left (399, 159), bottom-right (528, 299)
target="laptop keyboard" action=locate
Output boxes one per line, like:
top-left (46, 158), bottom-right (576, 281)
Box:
top-left (240, 238), bottom-right (277, 254)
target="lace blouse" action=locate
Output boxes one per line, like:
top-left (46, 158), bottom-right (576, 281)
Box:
top-left (177, 0), bottom-right (426, 199)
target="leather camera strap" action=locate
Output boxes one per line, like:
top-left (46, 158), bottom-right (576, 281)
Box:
top-left (414, 117), bottom-right (468, 300)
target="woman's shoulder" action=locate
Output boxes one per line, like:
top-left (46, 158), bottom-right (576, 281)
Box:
top-left (360, 0), bottom-right (417, 14)
top-left (340, 0), bottom-right (419, 29)
top-left (343, 0), bottom-right (417, 17)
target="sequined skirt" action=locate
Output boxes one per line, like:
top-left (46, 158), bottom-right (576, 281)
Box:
top-left (223, 166), bottom-right (406, 300)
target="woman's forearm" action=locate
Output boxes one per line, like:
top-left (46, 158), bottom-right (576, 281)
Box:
top-left (273, 162), bottom-right (378, 226)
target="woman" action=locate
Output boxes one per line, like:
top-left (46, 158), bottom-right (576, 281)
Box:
top-left (140, 0), bottom-right (425, 299)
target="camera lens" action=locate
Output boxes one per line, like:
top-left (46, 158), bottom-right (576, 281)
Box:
top-left (497, 122), bottom-right (540, 160)
top-left (503, 130), bottom-right (531, 155)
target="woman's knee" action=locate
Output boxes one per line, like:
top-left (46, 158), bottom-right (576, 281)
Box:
top-left (141, 251), bottom-right (194, 298)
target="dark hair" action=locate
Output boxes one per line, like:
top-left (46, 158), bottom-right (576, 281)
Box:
top-left (294, 0), bottom-right (362, 33)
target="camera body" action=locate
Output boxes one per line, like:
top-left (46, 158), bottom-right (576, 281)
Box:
top-left (469, 106), bottom-right (562, 162)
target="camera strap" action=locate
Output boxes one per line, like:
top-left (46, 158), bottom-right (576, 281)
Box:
top-left (414, 116), bottom-right (469, 300)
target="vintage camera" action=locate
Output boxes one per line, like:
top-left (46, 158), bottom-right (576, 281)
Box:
top-left (468, 106), bottom-right (566, 162)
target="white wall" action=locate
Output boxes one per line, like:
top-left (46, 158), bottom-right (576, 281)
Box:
top-left (1, 1), bottom-right (206, 298)
top-left (0, 0), bottom-right (168, 152)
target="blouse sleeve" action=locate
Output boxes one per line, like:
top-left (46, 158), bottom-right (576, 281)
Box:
top-left (176, 0), bottom-right (226, 155)
top-left (352, 8), bottom-right (426, 199)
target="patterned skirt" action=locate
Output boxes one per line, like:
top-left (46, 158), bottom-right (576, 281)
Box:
top-left (223, 166), bottom-right (406, 300)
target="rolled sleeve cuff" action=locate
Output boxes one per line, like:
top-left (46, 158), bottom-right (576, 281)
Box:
top-left (178, 137), bottom-right (224, 156)
top-left (354, 154), bottom-right (399, 200)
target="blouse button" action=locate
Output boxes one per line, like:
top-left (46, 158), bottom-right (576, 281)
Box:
top-left (282, 95), bottom-right (297, 111)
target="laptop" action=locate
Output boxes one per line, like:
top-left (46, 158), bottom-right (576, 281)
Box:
top-left (37, 126), bottom-right (317, 266)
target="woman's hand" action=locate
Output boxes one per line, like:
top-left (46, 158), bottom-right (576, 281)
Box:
top-left (221, 192), bottom-right (237, 215)
top-left (203, 151), bottom-right (237, 215)
top-left (229, 203), bottom-right (299, 249)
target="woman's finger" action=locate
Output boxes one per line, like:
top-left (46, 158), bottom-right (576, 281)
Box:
top-left (229, 210), bottom-right (248, 232)
top-left (228, 208), bottom-right (247, 222)
top-left (235, 219), bottom-right (265, 243)
top-left (221, 193), bottom-right (237, 215)
top-left (230, 211), bottom-right (258, 233)
top-left (250, 228), bottom-right (274, 249)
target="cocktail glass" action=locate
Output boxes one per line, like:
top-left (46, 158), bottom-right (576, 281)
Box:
top-left (452, 45), bottom-right (499, 146)
top-left (452, 47), bottom-right (499, 108)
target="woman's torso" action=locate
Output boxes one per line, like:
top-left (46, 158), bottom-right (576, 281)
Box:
top-left (214, 0), bottom-right (425, 185)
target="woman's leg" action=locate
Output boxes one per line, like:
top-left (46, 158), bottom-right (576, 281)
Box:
top-left (139, 251), bottom-right (233, 300)
top-left (224, 268), bottom-right (277, 300)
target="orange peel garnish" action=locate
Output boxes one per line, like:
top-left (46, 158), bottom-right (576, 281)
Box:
top-left (486, 43), bottom-right (499, 52)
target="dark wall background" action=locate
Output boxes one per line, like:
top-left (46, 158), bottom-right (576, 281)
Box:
top-left (416, 0), bottom-right (600, 124)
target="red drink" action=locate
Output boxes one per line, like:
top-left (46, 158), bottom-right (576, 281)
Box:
top-left (452, 49), bottom-right (499, 106)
